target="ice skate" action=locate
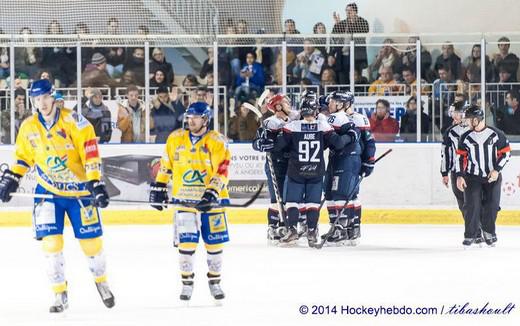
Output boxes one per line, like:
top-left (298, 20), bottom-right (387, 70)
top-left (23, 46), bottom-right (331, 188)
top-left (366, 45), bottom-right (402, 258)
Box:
top-left (49, 291), bottom-right (68, 313)
top-left (307, 228), bottom-right (318, 247)
top-left (279, 226), bottom-right (298, 245)
top-left (267, 225), bottom-right (281, 245)
top-left (347, 224), bottom-right (361, 246)
top-left (208, 278), bottom-right (225, 301)
top-left (95, 282), bottom-right (115, 308)
top-left (180, 275), bottom-right (194, 302)
top-left (324, 224), bottom-right (349, 246)
top-left (297, 220), bottom-right (308, 239)
top-left (482, 231), bottom-right (497, 247)
top-left (462, 238), bottom-right (483, 249)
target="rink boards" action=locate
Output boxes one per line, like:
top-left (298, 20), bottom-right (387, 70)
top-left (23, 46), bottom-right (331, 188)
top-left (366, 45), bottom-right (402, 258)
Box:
top-left (1, 207), bottom-right (520, 226)
top-left (0, 143), bottom-right (519, 225)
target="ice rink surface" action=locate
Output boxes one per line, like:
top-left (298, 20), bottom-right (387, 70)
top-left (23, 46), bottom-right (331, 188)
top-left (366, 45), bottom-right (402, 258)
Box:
top-left (1, 224), bottom-right (519, 326)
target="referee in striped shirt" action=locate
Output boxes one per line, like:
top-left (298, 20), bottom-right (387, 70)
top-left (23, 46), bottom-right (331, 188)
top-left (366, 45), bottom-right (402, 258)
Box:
top-left (440, 101), bottom-right (467, 213)
top-left (455, 105), bottom-right (511, 248)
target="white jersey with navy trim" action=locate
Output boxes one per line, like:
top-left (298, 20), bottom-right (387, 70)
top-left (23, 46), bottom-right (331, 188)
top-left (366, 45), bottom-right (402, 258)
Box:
top-left (348, 111), bottom-right (371, 130)
top-left (263, 115), bottom-right (289, 133)
top-left (327, 111), bottom-right (350, 131)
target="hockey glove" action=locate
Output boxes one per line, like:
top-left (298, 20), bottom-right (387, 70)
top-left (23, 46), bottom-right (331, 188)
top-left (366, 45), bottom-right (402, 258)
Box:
top-left (252, 137), bottom-right (275, 152)
top-left (338, 122), bottom-right (355, 135)
top-left (195, 188), bottom-right (219, 212)
top-left (338, 122), bottom-right (360, 143)
top-left (87, 180), bottom-right (110, 208)
top-left (149, 182), bottom-right (169, 211)
top-left (360, 160), bottom-right (375, 177)
top-left (0, 169), bottom-right (21, 203)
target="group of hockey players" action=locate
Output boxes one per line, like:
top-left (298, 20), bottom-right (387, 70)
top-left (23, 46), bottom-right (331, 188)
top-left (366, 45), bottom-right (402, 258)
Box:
top-left (0, 79), bottom-right (231, 312)
top-left (252, 89), bottom-right (376, 248)
top-left (0, 76), bottom-right (510, 314)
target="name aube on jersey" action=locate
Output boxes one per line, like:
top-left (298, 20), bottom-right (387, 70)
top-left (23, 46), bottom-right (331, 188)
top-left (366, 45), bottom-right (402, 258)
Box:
top-left (303, 133), bottom-right (316, 140)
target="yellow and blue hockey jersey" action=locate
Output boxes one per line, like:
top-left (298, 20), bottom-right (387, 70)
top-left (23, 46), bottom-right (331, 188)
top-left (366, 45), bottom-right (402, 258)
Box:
top-left (11, 108), bottom-right (102, 197)
top-left (155, 129), bottom-right (231, 203)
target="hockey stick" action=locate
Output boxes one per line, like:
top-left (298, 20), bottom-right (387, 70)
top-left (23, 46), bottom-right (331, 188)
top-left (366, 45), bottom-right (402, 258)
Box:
top-left (314, 148), bottom-right (393, 249)
top-left (265, 152), bottom-right (289, 227)
top-left (257, 89), bottom-right (270, 108)
top-left (242, 102), bottom-right (263, 118)
top-left (10, 183), bottom-right (264, 209)
top-left (317, 148), bottom-right (393, 211)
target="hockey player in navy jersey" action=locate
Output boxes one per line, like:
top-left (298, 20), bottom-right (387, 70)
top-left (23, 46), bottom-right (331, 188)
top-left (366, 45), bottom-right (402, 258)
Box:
top-left (269, 96), bottom-right (359, 246)
top-left (322, 91), bottom-right (362, 245)
top-left (323, 91), bottom-right (376, 246)
top-left (252, 94), bottom-right (294, 242)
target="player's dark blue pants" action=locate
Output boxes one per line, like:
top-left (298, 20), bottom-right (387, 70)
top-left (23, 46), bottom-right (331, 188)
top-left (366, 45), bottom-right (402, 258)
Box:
top-left (323, 155), bottom-right (361, 222)
top-left (283, 175), bottom-right (322, 230)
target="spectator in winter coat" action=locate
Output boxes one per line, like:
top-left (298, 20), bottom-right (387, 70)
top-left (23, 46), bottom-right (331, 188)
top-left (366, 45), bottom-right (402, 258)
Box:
top-left (370, 99), bottom-right (399, 141)
top-left (15, 27), bottom-right (41, 79)
top-left (81, 52), bottom-right (118, 90)
top-left (123, 48), bottom-right (146, 86)
top-left (151, 86), bottom-right (185, 143)
top-left (150, 47), bottom-right (174, 85)
top-left (402, 36), bottom-right (434, 82)
top-left (199, 47), bottom-right (231, 89)
top-left (434, 42), bottom-right (463, 80)
top-left (103, 17), bottom-right (126, 77)
top-left (117, 84), bottom-right (153, 143)
top-left (492, 37), bottom-right (519, 81)
top-left (84, 88), bottom-right (112, 143)
top-left (0, 88), bottom-right (32, 144)
top-left (331, 2), bottom-right (370, 83)
top-left (150, 69), bottom-right (169, 88)
top-left (496, 90), bottom-right (520, 135)
top-left (399, 96), bottom-right (430, 141)
top-left (229, 101), bottom-right (260, 141)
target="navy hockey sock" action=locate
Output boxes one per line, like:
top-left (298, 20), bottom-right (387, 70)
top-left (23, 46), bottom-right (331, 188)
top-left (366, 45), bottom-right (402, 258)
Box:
top-left (267, 208), bottom-right (280, 226)
top-left (306, 208), bottom-right (319, 230)
top-left (286, 207), bottom-right (299, 227)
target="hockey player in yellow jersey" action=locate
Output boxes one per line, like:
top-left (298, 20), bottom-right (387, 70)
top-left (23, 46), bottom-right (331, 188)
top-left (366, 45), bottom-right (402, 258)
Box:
top-left (150, 101), bottom-right (231, 302)
top-left (0, 79), bottom-right (114, 312)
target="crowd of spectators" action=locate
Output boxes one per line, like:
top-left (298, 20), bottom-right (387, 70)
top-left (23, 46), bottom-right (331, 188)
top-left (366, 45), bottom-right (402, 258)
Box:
top-left (1, 3), bottom-right (520, 144)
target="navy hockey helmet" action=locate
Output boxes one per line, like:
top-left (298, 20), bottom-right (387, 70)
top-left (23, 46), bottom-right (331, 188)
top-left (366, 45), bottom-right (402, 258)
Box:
top-left (300, 100), bottom-right (318, 117)
top-left (326, 91), bottom-right (354, 108)
top-left (298, 90), bottom-right (318, 111)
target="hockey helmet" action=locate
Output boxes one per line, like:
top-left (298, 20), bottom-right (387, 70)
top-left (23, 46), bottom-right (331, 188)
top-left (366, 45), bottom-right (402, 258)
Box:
top-left (300, 99), bottom-right (318, 117)
top-left (326, 91), bottom-right (354, 108)
top-left (29, 79), bottom-right (54, 97)
top-left (186, 101), bottom-right (212, 119)
top-left (266, 93), bottom-right (288, 113)
top-left (463, 104), bottom-right (484, 121)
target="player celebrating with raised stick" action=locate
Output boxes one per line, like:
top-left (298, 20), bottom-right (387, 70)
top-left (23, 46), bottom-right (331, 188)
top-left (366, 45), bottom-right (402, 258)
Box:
top-left (149, 102), bottom-right (231, 302)
top-left (0, 79), bottom-right (113, 313)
